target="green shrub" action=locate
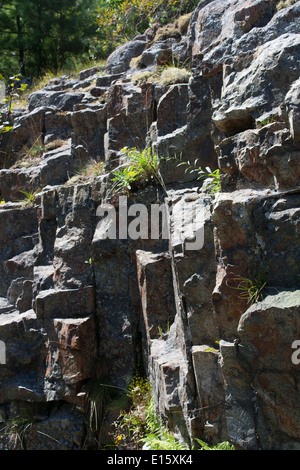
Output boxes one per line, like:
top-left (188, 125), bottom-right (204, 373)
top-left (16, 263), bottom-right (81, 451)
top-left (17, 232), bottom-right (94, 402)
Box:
top-left (113, 375), bottom-right (187, 450)
top-left (112, 147), bottom-right (162, 193)
top-left (141, 398), bottom-right (189, 450)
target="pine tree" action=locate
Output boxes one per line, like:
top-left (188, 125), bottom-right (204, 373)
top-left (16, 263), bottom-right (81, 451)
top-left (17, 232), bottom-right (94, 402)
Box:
top-left (0, 0), bottom-right (99, 78)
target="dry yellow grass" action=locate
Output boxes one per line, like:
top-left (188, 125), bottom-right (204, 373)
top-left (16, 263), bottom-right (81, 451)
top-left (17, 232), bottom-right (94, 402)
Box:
top-left (159, 66), bottom-right (191, 86)
top-left (277, 0), bottom-right (298, 10)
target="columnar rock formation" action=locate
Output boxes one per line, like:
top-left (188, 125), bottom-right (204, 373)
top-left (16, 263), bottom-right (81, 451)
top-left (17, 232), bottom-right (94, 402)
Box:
top-left (0, 0), bottom-right (299, 450)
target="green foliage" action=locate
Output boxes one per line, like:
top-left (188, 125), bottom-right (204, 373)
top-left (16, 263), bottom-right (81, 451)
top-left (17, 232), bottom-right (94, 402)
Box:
top-left (112, 165), bottom-right (142, 193)
top-left (141, 398), bottom-right (189, 450)
top-left (113, 375), bottom-right (152, 447)
top-left (194, 439), bottom-right (235, 450)
top-left (178, 160), bottom-right (222, 193)
top-left (96, 0), bottom-right (201, 55)
top-left (0, 0), bottom-right (200, 78)
top-left (0, 0), bottom-right (100, 78)
top-left (82, 377), bottom-right (125, 433)
top-left (112, 147), bottom-right (162, 194)
top-left (1, 404), bottom-right (59, 450)
top-left (113, 374), bottom-right (187, 450)
top-left (256, 114), bottom-right (278, 128)
top-left (19, 189), bottom-right (40, 206)
top-left (0, 74), bottom-right (28, 135)
top-left (113, 374), bottom-right (235, 451)
top-left (228, 270), bottom-right (267, 306)
top-left (198, 167), bottom-right (221, 193)
top-left (4, 410), bottom-right (36, 449)
top-left (127, 374), bottom-right (152, 407)
top-left (26, 137), bottom-right (46, 159)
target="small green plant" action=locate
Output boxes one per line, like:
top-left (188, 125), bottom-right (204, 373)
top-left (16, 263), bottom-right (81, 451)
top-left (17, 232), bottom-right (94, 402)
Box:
top-left (0, 75), bottom-right (28, 135)
top-left (112, 165), bottom-right (142, 193)
top-left (1, 405), bottom-right (59, 450)
top-left (113, 374), bottom-right (188, 450)
top-left (158, 321), bottom-right (170, 339)
top-left (3, 413), bottom-right (35, 450)
top-left (204, 341), bottom-right (220, 353)
top-left (83, 377), bottom-right (123, 433)
top-left (228, 271), bottom-right (267, 306)
top-left (27, 137), bottom-right (46, 159)
top-left (141, 398), bottom-right (189, 450)
top-left (113, 374), bottom-right (152, 448)
top-left (19, 189), bottom-right (40, 207)
top-left (194, 438), bottom-right (235, 450)
top-left (178, 160), bottom-right (222, 193)
top-left (112, 147), bottom-right (162, 194)
top-left (256, 115), bottom-right (278, 128)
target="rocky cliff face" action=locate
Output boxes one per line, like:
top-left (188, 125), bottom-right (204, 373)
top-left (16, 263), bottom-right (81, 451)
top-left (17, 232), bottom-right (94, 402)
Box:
top-left (0, 0), bottom-right (300, 450)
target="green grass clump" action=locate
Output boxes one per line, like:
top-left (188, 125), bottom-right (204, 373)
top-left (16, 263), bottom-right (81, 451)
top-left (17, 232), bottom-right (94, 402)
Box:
top-left (19, 189), bottom-right (40, 207)
top-left (195, 439), bottom-right (235, 450)
top-left (228, 270), bottom-right (267, 306)
top-left (112, 147), bottom-right (162, 194)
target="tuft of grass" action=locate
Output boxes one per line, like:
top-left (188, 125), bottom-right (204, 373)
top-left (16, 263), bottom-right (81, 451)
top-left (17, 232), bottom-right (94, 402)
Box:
top-left (3, 410), bottom-right (36, 450)
top-left (130, 55), bottom-right (143, 69)
top-left (194, 439), bottom-right (235, 450)
top-left (131, 70), bottom-right (160, 85)
top-left (111, 147), bottom-right (163, 194)
top-left (154, 26), bottom-right (181, 42)
top-left (177, 159), bottom-right (221, 193)
top-left (66, 159), bottom-right (106, 186)
top-left (159, 66), bottom-right (192, 86)
top-left (19, 189), bottom-right (40, 206)
top-left (45, 139), bottom-right (69, 151)
top-left (131, 66), bottom-right (191, 87)
top-left (82, 378), bottom-right (121, 433)
top-left (174, 13), bottom-right (192, 34)
top-left (276, 0), bottom-right (298, 10)
top-left (228, 270), bottom-right (267, 306)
